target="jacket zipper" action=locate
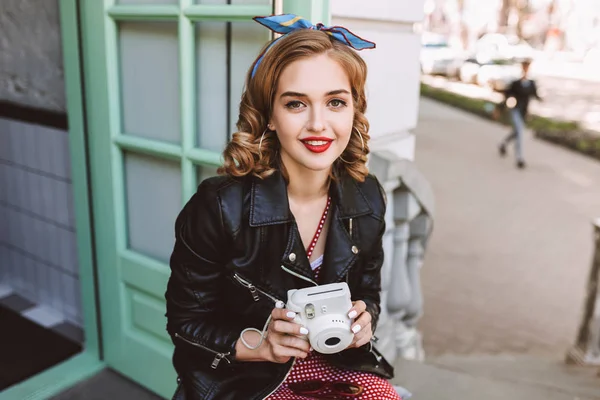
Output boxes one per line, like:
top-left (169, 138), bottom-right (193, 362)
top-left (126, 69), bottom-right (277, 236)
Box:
top-left (233, 273), bottom-right (281, 303)
top-left (231, 272), bottom-right (296, 399)
top-left (280, 265), bottom-right (318, 286)
top-left (174, 333), bottom-right (231, 369)
top-left (261, 358), bottom-right (296, 400)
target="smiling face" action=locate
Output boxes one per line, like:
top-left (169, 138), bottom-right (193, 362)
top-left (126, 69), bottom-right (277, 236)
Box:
top-left (269, 53), bottom-right (354, 176)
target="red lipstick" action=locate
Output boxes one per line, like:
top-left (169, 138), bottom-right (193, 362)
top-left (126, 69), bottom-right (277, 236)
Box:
top-left (300, 137), bottom-right (333, 153)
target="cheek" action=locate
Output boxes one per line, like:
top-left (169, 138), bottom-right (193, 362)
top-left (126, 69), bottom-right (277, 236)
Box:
top-left (274, 124), bottom-right (300, 150)
top-left (271, 112), bottom-right (293, 142)
top-left (340, 131), bottom-right (352, 151)
top-left (335, 113), bottom-right (354, 144)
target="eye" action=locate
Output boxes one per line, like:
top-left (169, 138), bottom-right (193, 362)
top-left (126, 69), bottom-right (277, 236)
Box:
top-left (285, 100), bottom-right (305, 110)
top-left (329, 99), bottom-right (347, 109)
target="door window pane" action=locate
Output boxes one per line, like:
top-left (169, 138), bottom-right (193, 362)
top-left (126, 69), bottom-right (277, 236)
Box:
top-left (195, 21), bottom-right (228, 152)
top-left (196, 165), bottom-right (219, 184)
top-left (124, 153), bottom-right (181, 262)
top-left (119, 22), bottom-right (180, 144)
top-left (229, 20), bottom-right (270, 132)
top-left (195, 20), bottom-right (270, 152)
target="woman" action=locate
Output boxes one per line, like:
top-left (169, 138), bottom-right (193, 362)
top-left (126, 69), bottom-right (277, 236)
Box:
top-left (166, 14), bottom-right (400, 399)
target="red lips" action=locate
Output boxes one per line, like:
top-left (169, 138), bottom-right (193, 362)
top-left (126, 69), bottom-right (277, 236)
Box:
top-left (300, 137), bottom-right (333, 153)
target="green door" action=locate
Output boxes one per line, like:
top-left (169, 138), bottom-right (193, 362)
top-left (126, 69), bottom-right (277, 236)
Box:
top-left (78, 0), bottom-right (329, 397)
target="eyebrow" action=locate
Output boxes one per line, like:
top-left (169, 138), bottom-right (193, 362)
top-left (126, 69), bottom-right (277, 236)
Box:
top-left (280, 89), bottom-right (351, 98)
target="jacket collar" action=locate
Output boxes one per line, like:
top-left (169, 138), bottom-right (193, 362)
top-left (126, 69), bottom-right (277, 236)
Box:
top-left (249, 170), bottom-right (373, 227)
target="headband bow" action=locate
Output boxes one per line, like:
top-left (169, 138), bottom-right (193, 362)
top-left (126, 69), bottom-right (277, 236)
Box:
top-left (251, 14), bottom-right (376, 78)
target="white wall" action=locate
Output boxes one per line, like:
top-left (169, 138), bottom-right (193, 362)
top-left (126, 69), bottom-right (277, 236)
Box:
top-left (331, 0), bottom-right (424, 161)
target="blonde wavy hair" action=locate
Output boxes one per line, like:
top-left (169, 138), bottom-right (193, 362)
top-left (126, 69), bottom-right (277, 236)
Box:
top-left (219, 29), bottom-right (370, 182)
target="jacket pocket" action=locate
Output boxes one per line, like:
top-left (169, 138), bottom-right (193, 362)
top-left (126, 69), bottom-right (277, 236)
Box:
top-left (174, 333), bottom-right (232, 370)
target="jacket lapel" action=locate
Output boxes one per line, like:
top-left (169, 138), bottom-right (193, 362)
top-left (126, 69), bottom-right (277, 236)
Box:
top-left (249, 172), bottom-right (314, 282)
top-left (249, 171), bottom-right (293, 227)
top-left (280, 224), bottom-right (315, 284)
top-left (248, 171), bottom-right (374, 285)
top-left (320, 176), bottom-right (373, 284)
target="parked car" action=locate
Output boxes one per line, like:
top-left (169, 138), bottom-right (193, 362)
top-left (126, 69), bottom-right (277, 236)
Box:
top-left (459, 56), bottom-right (522, 91)
top-left (458, 57), bottom-right (481, 84)
top-left (473, 33), bottom-right (534, 61)
top-left (420, 33), bottom-right (463, 77)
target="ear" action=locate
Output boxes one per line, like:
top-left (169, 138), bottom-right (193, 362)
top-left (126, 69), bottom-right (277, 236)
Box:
top-left (268, 123), bottom-right (275, 131)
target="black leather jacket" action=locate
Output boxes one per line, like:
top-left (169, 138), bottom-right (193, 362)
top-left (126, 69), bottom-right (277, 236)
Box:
top-left (165, 171), bottom-right (393, 400)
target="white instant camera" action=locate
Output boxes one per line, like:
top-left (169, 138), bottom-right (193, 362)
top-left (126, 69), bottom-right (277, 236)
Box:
top-left (286, 282), bottom-right (354, 354)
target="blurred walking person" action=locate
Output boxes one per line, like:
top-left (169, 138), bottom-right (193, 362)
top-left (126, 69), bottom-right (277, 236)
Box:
top-left (494, 59), bottom-right (542, 169)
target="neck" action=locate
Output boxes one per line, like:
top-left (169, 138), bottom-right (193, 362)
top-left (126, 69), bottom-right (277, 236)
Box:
top-left (283, 163), bottom-right (331, 202)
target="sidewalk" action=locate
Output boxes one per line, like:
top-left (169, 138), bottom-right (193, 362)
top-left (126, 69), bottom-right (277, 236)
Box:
top-left (414, 98), bottom-right (600, 357)
top-left (386, 98), bottom-right (600, 399)
top-left (392, 355), bottom-right (600, 399)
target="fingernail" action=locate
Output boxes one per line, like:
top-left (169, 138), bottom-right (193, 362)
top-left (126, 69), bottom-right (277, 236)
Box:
top-left (300, 327), bottom-right (309, 335)
top-left (352, 325), bottom-right (361, 334)
top-left (309, 346), bottom-right (313, 352)
top-left (275, 301), bottom-right (285, 309)
top-left (348, 310), bottom-right (358, 319)
top-left (286, 311), bottom-right (296, 319)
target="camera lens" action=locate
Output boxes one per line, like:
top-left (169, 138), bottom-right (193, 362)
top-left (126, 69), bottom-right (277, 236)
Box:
top-left (325, 337), bottom-right (341, 346)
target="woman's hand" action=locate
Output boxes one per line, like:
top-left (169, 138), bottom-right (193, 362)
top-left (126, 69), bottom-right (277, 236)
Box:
top-left (260, 307), bottom-right (311, 363)
top-left (236, 305), bottom-right (310, 363)
top-left (346, 300), bottom-right (373, 349)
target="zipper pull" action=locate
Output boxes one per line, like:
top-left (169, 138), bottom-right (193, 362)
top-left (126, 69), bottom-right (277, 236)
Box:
top-left (211, 353), bottom-right (225, 369)
top-left (248, 285), bottom-right (260, 302)
top-left (369, 345), bottom-right (382, 362)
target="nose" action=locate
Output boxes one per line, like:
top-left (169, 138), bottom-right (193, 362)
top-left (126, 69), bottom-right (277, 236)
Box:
top-left (307, 107), bottom-right (325, 133)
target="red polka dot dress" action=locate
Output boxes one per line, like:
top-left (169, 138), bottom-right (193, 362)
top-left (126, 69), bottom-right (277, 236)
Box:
top-left (266, 261), bottom-right (401, 400)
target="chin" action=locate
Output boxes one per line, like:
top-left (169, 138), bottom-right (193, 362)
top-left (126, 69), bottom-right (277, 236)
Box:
top-left (298, 158), bottom-right (337, 172)
top-left (281, 147), bottom-right (340, 173)
top-left (307, 153), bottom-right (342, 170)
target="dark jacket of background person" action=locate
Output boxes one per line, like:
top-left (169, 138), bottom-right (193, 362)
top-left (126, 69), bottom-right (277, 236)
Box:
top-left (502, 78), bottom-right (542, 118)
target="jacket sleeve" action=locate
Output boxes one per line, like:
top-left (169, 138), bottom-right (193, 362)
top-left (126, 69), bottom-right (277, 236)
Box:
top-left (352, 179), bottom-right (386, 334)
top-left (353, 218), bottom-right (385, 334)
top-left (165, 180), bottom-right (242, 370)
